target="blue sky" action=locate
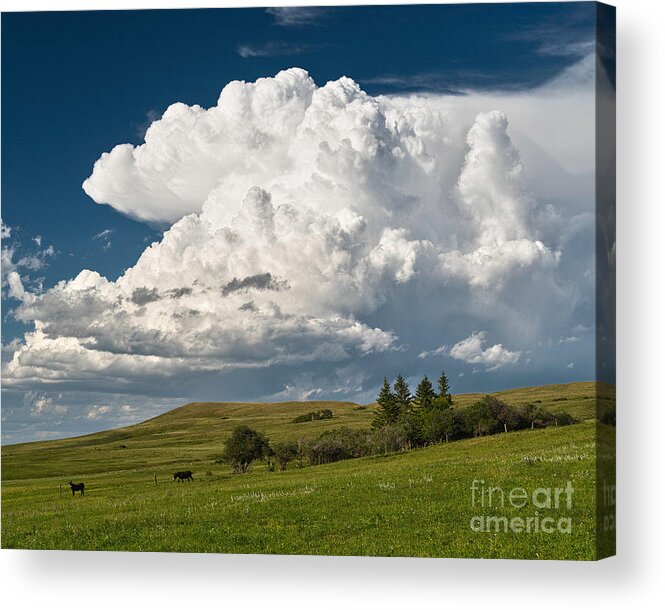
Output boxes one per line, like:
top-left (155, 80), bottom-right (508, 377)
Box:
top-left (1, 3), bottom-right (607, 443)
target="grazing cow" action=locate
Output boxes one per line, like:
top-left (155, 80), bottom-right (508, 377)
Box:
top-left (69, 480), bottom-right (85, 496)
top-left (173, 470), bottom-right (193, 482)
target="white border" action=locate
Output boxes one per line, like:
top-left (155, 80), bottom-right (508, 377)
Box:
top-left (2, 1), bottom-right (663, 608)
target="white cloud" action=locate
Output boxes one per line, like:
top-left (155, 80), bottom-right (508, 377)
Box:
top-left (24, 391), bottom-right (68, 418)
top-left (1, 223), bottom-right (56, 299)
top-left (266, 7), bottom-right (326, 27)
top-left (4, 67), bottom-right (592, 393)
top-left (86, 405), bottom-right (113, 420)
top-left (93, 229), bottom-right (113, 240)
top-left (1, 219), bottom-right (11, 239)
top-left (418, 345), bottom-right (447, 359)
top-left (237, 42), bottom-right (312, 58)
top-left (448, 331), bottom-right (520, 370)
top-left (93, 228), bottom-right (113, 250)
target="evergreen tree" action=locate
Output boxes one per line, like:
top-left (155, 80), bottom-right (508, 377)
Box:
top-left (414, 375), bottom-right (436, 410)
top-left (393, 374), bottom-right (412, 415)
top-left (437, 370), bottom-right (453, 405)
top-left (372, 378), bottom-right (398, 429)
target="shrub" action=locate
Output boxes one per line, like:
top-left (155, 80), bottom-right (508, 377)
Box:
top-left (421, 408), bottom-right (459, 444)
top-left (462, 400), bottom-right (499, 437)
top-left (369, 425), bottom-right (408, 454)
top-left (396, 411), bottom-right (425, 448)
top-left (306, 427), bottom-right (369, 465)
top-left (222, 425), bottom-right (271, 473)
top-left (272, 440), bottom-right (300, 471)
top-left (480, 395), bottom-right (522, 433)
top-left (292, 409), bottom-right (333, 423)
top-left (516, 403), bottom-right (554, 429)
top-left (551, 411), bottom-right (579, 426)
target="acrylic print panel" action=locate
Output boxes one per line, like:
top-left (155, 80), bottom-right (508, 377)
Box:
top-left (0, 2), bottom-right (615, 559)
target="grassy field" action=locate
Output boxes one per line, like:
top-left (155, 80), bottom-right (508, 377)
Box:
top-left (1, 382), bottom-right (614, 559)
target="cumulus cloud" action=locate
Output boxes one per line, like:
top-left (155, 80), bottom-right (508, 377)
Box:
top-left (5, 68), bottom-right (583, 394)
top-left (1, 222), bottom-right (56, 299)
top-left (448, 331), bottom-right (520, 370)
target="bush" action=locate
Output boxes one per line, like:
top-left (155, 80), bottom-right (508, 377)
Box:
top-left (516, 403), bottom-right (554, 429)
top-left (272, 440), bottom-right (300, 471)
top-left (396, 411), bottom-right (425, 448)
top-left (551, 411), bottom-right (579, 426)
top-left (462, 400), bottom-right (499, 437)
top-left (306, 427), bottom-right (369, 465)
top-left (368, 425), bottom-right (408, 454)
top-left (421, 408), bottom-right (459, 444)
top-left (292, 409), bottom-right (333, 424)
top-left (479, 396), bottom-right (523, 433)
top-left (222, 425), bottom-right (271, 473)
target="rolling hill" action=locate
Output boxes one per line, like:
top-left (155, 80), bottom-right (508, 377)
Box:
top-left (1, 381), bottom-right (614, 559)
top-left (2, 381), bottom-right (605, 481)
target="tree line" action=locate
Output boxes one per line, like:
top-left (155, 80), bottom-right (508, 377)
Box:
top-left (220, 371), bottom-right (577, 473)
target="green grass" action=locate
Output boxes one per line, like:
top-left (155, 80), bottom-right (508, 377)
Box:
top-left (1, 382), bottom-right (614, 559)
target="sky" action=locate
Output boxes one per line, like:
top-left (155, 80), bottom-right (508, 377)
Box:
top-left (1, 3), bottom-right (611, 443)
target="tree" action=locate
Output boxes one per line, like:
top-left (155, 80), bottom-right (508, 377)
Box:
top-left (271, 440), bottom-right (299, 471)
top-left (414, 375), bottom-right (436, 410)
top-left (421, 407), bottom-right (460, 444)
top-left (369, 424), bottom-right (408, 454)
top-left (306, 427), bottom-right (369, 465)
top-left (437, 370), bottom-right (453, 405)
top-left (421, 409), bottom-right (445, 444)
top-left (463, 401), bottom-right (497, 437)
top-left (517, 403), bottom-right (553, 429)
top-left (440, 409), bottom-right (461, 442)
top-left (393, 374), bottom-right (412, 415)
top-left (372, 378), bottom-right (399, 429)
top-left (397, 411), bottom-right (424, 448)
top-left (481, 395), bottom-right (520, 433)
top-left (222, 425), bottom-right (271, 473)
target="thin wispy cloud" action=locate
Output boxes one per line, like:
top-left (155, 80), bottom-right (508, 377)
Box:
top-left (502, 13), bottom-right (594, 60)
top-left (360, 73), bottom-right (464, 95)
top-left (237, 41), bottom-right (311, 58)
top-left (93, 228), bottom-right (113, 250)
top-left (418, 345), bottom-right (448, 359)
top-left (266, 7), bottom-right (327, 27)
top-left (538, 40), bottom-right (594, 58)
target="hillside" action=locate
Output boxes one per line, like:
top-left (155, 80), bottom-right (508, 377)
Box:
top-left (1, 381), bottom-right (615, 559)
top-left (2, 420), bottom-right (606, 559)
top-left (2, 381), bottom-right (607, 481)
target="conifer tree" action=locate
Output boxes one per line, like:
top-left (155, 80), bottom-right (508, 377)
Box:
top-left (372, 378), bottom-right (398, 429)
top-left (393, 374), bottom-right (412, 415)
top-left (437, 370), bottom-right (453, 405)
top-left (414, 375), bottom-right (436, 410)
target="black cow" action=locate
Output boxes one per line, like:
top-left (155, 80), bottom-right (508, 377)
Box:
top-left (69, 480), bottom-right (85, 496)
top-left (173, 470), bottom-right (193, 482)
